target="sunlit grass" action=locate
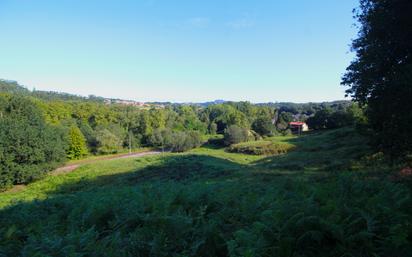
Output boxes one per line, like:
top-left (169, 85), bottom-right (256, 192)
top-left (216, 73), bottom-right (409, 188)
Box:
top-left (0, 128), bottom-right (410, 256)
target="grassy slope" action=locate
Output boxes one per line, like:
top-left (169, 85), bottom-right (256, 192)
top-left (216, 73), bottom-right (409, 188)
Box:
top-left (67, 147), bottom-right (154, 165)
top-left (0, 127), bottom-right (411, 256)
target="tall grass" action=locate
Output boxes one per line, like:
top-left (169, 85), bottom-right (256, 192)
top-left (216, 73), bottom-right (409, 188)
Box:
top-left (0, 127), bottom-right (410, 256)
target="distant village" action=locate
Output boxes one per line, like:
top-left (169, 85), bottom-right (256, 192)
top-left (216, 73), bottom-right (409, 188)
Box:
top-left (103, 99), bottom-right (165, 109)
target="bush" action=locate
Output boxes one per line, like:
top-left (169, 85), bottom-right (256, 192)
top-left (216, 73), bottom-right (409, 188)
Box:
top-left (168, 131), bottom-right (203, 152)
top-left (228, 140), bottom-right (295, 155)
top-left (150, 129), bottom-right (203, 152)
top-left (224, 125), bottom-right (249, 146)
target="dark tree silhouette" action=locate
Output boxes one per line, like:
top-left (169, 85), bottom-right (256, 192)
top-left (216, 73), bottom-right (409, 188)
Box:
top-left (342, 0), bottom-right (412, 157)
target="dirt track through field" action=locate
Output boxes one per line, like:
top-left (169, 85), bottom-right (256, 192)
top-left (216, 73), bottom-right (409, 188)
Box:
top-left (5, 151), bottom-right (162, 193)
top-left (52, 151), bottom-right (162, 175)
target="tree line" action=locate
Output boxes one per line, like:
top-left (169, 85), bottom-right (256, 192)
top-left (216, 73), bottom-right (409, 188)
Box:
top-left (0, 81), bottom-right (361, 190)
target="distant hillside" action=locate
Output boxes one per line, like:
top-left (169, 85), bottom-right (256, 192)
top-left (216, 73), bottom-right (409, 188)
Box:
top-left (0, 79), bottom-right (30, 94)
top-left (0, 79), bottom-right (104, 103)
top-left (0, 79), bottom-right (351, 109)
top-left (195, 99), bottom-right (227, 107)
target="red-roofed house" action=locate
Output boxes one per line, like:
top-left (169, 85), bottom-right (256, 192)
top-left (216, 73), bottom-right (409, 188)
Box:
top-left (289, 122), bottom-right (309, 134)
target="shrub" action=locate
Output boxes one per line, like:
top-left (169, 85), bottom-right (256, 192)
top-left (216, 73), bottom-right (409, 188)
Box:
top-left (150, 129), bottom-right (203, 152)
top-left (228, 140), bottom-right (295, 155)
top-left (168, 131), bottom-right (203, 152)
top-left (67, 126), bottom-right (88, 160)
top-left (224, 125), bottom-right (249, 146)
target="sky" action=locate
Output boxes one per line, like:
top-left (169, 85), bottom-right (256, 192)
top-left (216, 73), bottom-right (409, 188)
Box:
top-left (0, 0), bottom-right (359, 103)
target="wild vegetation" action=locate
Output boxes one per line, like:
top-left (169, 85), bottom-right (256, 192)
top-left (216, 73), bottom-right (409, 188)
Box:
top-left (227, 137), bottom-right (295, 156)
top-left (0, 128), bottom-right (410, 256)
top-left (0, 1), bottom-right (412, 255)
top-left (0, 81), bottom-right (360, 190)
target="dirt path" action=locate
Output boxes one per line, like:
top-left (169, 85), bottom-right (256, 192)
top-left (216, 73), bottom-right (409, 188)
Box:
top-left (4, 151), bottom-right (162, 193)
top-left (52, 151), bottom-right (162, 175)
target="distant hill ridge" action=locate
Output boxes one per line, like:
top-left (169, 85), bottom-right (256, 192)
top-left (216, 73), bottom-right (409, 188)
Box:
top-left (0, 79), bottom-right (351, 108)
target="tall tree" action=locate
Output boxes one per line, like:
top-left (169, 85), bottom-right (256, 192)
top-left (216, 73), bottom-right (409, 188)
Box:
top-left (342, 0), bottom-right (412, 157)
top-left (67, 126), bottom-right (88, 160)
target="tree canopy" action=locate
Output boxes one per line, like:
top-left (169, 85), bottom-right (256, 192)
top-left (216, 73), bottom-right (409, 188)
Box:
top-left (342, 0), bottom-right (412, 157)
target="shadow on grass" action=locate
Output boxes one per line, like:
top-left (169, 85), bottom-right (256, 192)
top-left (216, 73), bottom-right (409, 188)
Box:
top-left (0, 154), bottom-right (278, 256)
top-left (1, 129), bottom-right (410, 256)
top-left (17, 128), bottom-right (372, 199)
top-left (50, 154), bottom-right (245, 195)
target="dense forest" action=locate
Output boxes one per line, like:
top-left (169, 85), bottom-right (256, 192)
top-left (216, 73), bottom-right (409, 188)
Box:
top-left (0, 80), bottom-right (360, 190)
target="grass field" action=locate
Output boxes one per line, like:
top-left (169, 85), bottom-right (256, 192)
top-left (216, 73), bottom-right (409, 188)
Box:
top-left (0, 127), bottom-right (411, 256)
top-left (67, 147), bottom-right (155, 165)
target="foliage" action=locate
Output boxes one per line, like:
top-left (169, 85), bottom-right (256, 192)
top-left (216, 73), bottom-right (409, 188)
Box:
top-left (204, 104), bottom-right (249, 133)
top-left (275, 111), bottom-right (294, 131)
top-left (95, 127), bottom-right (123, 154)
top-left (228, 139), bottom-right (295, 155)
top-left (0, 80), bottom-right (29, 95)
top-left (224, 125), bottom-right (249, 146)
top-left (66, 126), bottom-right (88, 160)
top-left (149, 128), bottom-right (173, 152)
top-left (306, 104), bottom-right (360, 130)
top-left (0, 128), bottom-right (410, 256)
top-left (0, 96), bottom-right (67, 190)
top-left (170, 131), bottom-right (203, 152)
top-left (0, 80), bottom-right (374, 193)
top-left (252, 116), bottom-right (275, 136)
top-left (150, 128), bottom-right (203, 152)
top-left (342, 0), bottom-right (412, 157)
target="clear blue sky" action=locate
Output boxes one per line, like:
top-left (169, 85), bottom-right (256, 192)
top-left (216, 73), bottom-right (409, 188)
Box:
top-left (0, 0), bottom-right (358, 102)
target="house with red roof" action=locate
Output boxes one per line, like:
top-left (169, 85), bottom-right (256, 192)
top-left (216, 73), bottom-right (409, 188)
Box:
top-left (289, 121), bottom-right (309, 134)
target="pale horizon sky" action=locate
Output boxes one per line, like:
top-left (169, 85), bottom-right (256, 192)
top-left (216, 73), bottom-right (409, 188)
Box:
top-left (0, 0), bottom-right (358, 103)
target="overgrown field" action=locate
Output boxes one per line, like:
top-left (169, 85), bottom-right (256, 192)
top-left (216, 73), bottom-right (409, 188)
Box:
top-left (0, 128), bottom-right (411, 257)
top-left (227, 136), bottom-right (296, 155)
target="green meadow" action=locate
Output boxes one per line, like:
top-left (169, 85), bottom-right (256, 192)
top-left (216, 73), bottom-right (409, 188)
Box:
top-left (0, 128), bottom-right (410, 256)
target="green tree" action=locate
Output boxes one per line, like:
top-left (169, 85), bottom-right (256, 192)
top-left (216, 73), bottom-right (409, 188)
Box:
top-left (224, 125), bottom-right (249, 146)
top-left (95, 128), bottom-right (123, 154)
top-left (306, 109), bottom-right (332, 130)
top-left (67, 126), bottom-right (88, 160)
top-left (150, 128), bottom-right (173, 152)
top-left (275, 112), bottom-right (294, 131)
top-left (78, 121), bottom-right (98, 153)
top-left (0, 96), bottom-right (67, 190)
top-left (206, 104), bottom-right (249, 133)
top-left (208, 122), bottom-right (217, 135)
top-left (252, 116), bottom-right (274, 136)
top-left (342, 0), bottom-right (412, 157)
